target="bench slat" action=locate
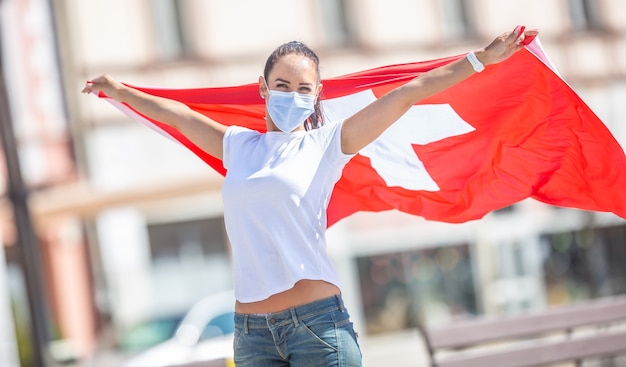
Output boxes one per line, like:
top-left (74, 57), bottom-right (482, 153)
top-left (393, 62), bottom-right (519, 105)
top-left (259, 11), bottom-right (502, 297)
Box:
top-left (428, 295), bottom-right (626, 349)
top-left (436, 329), bottom-right (626, 367)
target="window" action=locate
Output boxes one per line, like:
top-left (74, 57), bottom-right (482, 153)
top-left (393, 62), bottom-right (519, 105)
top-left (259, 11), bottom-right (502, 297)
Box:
top-left (148, 217), bottom-right (228, 261)
top-left (541, 223), bottom-right (626, 305)
top-left (151, 0), bottom-right (191, 60)
top-left (567, 0), bottom-right (603, 32)
top-left (357, 243), bottom-right (477, 334)
top-left (318, 0), bottom-right (356, 48)
top-left (200, 312), bottom-right (235, 340)
top-left (147, 217), bottom-right (232, 308)
top-left (494, 204), bottom-right (516, 214)
top-left (439, 0), bottom-right (475, 40)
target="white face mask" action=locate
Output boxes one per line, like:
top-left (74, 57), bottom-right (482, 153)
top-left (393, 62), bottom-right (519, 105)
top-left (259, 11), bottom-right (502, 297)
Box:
top-left (264, 79), bottom-right (316, 132)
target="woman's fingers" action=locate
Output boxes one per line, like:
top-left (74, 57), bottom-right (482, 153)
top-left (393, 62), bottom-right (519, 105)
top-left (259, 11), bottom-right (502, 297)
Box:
top-left (485, 26), bottom-right (540, 64)
top-left (81, 74), bottom-right (120, 96)
top-left (81, 81), bottom-right (93, 94)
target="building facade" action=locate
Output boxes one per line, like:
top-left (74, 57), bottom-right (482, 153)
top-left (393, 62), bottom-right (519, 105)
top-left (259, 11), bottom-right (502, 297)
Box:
top-left (1, 0), bottom-right (625, 365)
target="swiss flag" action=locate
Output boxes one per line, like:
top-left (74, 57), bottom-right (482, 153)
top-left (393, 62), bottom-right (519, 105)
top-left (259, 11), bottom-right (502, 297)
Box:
top-left (98, 38), bottom-right (626, 226)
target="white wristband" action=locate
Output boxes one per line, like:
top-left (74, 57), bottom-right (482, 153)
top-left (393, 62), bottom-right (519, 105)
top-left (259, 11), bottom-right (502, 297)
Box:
top-left (466, 51), bottom-right (485, 73)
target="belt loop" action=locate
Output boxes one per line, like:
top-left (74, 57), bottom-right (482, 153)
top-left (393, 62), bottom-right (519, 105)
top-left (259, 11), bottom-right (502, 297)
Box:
top-left (243, 314), bottom-right (249, 334)
top-left (336, 294), bottom-right (344, 312)
top-left (290, 308), bottom-right (299, 327)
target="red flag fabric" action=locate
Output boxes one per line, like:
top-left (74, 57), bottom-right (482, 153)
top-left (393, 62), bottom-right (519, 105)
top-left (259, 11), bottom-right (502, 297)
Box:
top-left (98, 38), bottom-right (626, 226)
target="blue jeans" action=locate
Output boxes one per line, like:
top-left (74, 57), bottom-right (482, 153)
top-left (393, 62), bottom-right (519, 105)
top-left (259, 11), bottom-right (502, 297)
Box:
top-left (233, 294), bottom-right (362, 366)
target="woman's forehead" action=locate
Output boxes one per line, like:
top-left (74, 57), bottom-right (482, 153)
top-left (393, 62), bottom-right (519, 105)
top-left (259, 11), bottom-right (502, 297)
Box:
top-left (269, 54), bottom-right (318, 81)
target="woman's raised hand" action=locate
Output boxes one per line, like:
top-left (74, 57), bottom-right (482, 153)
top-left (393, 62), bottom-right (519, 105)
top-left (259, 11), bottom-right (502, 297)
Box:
top-left (81, 74), bottom-right (125, 99)
top-left (480, 26), bottom-right (539, 66)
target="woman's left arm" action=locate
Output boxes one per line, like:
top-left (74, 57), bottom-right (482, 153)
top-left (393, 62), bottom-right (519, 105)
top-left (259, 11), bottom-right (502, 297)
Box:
top-left (341, 27), bottom-right (539, 154)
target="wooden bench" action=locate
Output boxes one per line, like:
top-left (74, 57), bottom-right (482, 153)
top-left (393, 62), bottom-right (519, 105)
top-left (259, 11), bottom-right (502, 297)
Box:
top-left (417, 295), bottom-right (626, 367)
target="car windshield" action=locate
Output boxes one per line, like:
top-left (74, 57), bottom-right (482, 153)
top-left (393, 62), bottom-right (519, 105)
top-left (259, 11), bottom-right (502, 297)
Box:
top-left (200, 312), bottom-right (235, 340)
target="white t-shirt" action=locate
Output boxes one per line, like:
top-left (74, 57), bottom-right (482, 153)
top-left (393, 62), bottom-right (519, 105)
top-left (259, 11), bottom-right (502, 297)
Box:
top-left (222, 121), bottom-right (354, 303)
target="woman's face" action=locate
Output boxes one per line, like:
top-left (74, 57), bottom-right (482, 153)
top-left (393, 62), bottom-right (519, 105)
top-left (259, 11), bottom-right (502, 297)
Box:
top-left (260, 53), bottom-right (322, 132)
top-left (261, 53), bottom-right (320, 97)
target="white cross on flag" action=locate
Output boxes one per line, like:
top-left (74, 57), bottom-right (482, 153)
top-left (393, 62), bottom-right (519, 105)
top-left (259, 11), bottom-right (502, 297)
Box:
top-left (96, 37), bottom-right (626, 226)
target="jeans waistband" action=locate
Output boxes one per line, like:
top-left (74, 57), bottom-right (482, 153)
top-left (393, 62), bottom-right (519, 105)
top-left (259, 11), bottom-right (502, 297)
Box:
top-left (234, 294), bottom-right (345, 331)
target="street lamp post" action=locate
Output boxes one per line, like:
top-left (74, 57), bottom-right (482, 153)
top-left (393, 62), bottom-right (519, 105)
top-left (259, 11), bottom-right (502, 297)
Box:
top-left (0, 32), bottom-right (50, 367)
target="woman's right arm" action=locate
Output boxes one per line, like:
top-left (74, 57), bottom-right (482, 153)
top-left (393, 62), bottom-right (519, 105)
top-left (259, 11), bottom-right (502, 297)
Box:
top-left (82, 74), bottom-right (228, 159)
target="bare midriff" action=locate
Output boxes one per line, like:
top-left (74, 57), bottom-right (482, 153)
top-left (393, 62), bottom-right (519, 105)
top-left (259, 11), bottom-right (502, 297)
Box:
top-left (235, 279), bottom-right (341, 314)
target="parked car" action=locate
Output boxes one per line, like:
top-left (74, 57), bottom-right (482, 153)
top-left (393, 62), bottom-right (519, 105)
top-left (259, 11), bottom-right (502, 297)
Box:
top-left (123, 290), bottom-right (235, 367)
top-left (119, 314), bottom-right (184, 352)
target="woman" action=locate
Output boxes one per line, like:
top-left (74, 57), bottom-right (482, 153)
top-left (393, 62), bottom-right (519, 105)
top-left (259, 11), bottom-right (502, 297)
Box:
top-left (83, 26), bottom-right (537, 366)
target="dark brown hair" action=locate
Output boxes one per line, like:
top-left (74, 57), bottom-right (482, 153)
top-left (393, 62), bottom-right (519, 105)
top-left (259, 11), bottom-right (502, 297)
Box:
top-left (263, 41), bottom-right (324, 130)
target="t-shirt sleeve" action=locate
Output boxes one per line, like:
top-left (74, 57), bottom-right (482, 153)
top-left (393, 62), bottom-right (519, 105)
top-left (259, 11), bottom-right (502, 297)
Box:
top-left (320, 120), bottom-right (356, 165)
top-left (222, 125), bottom-right (256, 169)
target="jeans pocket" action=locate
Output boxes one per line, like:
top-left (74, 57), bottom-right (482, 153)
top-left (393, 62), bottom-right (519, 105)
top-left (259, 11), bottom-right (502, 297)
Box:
top-left (337, 319), bottom-right (361, 354)
top-left (233, 327), bottom-right (244, 351)
top-left (299, 312), bottom-right (340, 351)
top-left (292, 310), bottom-right (362, 365)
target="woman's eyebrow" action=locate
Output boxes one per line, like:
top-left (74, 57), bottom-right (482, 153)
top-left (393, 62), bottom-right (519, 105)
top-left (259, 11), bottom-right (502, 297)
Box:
top-left (274, 78), bottom-right (290, 84)
top-left (273, 78), bottom-right (313, 86)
